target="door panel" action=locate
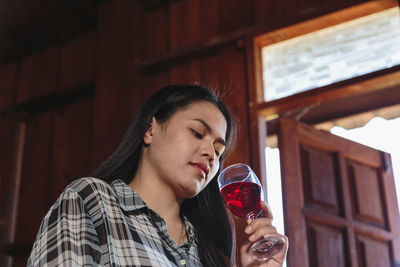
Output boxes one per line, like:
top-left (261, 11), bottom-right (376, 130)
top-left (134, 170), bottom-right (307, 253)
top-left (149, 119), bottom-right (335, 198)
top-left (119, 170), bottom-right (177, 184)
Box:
top-left (347, 160), bottom-right (386, 227)
top-left (301, 145), bottom-right (343, 215)
top-left (356, 235), bottom-right (391, 267)
top-left (307, 222), bottom-right (348, 267)
top-left (278, 118), bottom-right (400, 267)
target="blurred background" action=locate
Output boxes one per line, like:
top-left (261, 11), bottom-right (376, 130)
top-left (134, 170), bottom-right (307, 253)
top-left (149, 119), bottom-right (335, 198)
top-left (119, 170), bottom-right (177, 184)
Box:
top-left (0, 0), bottom-right (399, 266)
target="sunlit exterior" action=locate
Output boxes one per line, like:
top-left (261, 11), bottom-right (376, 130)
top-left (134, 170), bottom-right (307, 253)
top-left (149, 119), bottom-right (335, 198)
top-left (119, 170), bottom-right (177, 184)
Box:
top-left (262, 7), bottom-right (400, 101)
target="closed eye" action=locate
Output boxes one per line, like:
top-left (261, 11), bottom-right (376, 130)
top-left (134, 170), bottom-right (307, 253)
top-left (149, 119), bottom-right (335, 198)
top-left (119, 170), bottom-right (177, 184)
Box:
top-left (190, 129), bottom-right (203, 139)
top-left (214, 145), bottom-right (225, 158)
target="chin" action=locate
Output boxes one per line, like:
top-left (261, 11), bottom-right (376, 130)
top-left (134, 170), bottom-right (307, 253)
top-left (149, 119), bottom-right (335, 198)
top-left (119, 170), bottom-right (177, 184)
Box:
top-left (182, 188), bottom-right (200, 199)
top-left (179, 182), bottom-right (203, 199)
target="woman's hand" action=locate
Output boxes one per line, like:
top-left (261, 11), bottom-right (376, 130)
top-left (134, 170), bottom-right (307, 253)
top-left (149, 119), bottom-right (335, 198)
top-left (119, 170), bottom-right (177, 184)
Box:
top-left (239, 201), bottom-right (288, 267)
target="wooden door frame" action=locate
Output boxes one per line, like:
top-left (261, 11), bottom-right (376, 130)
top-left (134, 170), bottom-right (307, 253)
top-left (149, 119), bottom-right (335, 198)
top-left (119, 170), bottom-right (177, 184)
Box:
top-left (244, 0), bottom-right (400, 265)
top-left (245, 0), bottom-right (400, 184)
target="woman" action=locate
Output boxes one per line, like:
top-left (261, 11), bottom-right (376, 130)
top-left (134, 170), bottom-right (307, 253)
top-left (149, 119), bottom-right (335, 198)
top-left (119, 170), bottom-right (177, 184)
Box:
top-left (28, 84), bottom-right (287, 266)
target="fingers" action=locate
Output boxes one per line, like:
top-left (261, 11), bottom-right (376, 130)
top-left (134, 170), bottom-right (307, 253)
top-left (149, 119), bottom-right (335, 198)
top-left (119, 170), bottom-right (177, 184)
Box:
top-left (244, 217), bottom-right (272, 234)
top-left (260, 201), bottom-right (273, 220)
top-left (244, 201), bottom-right (277, 242)
top-left (245, 218), bottom-right (277, 242)
top-left (240, 202), bottom-right (289, 266)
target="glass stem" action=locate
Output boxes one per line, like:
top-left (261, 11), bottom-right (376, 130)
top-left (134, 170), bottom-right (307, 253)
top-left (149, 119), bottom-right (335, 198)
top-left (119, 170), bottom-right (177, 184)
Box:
top-left (246, 210), bottom-right (263, 224)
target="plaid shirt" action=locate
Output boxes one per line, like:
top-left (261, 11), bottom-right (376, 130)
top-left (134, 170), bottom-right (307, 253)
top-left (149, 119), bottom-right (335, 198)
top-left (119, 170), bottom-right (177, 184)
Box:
top-left (28, 177), bottom-right (202, 267)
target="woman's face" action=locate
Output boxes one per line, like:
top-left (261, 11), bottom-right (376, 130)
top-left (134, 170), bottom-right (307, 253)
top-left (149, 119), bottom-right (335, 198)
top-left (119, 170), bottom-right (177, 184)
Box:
top-left (143, 101), bottom-right (228, 199)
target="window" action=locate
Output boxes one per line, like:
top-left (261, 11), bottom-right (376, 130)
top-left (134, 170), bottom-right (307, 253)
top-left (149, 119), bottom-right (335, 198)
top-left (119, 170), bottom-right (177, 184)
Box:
top-left (259, 7), bottom-right (400, 102)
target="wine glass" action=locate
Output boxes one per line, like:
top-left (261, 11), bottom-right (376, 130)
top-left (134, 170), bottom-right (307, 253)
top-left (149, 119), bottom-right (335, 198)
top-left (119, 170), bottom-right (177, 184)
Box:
top-left (218, 163), bottom-right (285, 262)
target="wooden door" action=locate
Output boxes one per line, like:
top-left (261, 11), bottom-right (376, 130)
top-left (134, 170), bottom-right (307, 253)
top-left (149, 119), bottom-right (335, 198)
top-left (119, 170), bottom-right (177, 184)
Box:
top-left (278, 118), bottom-right (400, 267)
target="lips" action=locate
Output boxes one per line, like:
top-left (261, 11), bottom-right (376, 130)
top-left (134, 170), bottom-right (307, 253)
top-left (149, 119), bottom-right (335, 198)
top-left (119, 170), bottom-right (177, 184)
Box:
top-left (190, 162), bottom-right (209, 178)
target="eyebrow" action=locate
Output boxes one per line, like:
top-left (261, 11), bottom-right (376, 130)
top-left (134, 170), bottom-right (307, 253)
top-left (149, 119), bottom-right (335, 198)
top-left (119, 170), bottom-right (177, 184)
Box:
top-left (193, 119), bottom-right (226, 146)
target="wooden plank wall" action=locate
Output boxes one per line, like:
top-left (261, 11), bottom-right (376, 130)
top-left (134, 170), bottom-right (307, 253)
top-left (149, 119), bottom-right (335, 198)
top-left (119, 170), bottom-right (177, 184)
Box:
top-left (0, 32), bottom-right (96, 266)
top-left (0, 0), bottom-right (369, 265)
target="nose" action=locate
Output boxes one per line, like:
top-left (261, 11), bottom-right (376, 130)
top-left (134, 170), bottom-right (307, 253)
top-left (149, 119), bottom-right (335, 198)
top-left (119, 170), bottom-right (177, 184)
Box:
top-left (201, 140), bottom-right (215, 162)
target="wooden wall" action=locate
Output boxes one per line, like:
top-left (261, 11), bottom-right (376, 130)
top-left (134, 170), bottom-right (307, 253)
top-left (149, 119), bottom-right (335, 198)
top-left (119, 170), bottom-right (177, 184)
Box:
top-left (0, 32), bottom-right (96, 266)
top-left (0, 0), bottom-right (374, 265)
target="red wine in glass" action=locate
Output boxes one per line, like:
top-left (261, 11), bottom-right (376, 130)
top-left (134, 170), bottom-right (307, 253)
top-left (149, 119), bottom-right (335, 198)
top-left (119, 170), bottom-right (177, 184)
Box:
top-left (218, 163), bottom-right (285, 262)
top-left (220, 181), bottom-right (262, 220)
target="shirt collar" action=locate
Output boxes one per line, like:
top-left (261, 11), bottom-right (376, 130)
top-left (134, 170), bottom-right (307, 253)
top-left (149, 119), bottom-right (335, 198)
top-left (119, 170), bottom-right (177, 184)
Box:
top-left (111, 179), bottom-right (148, 212)
top-left (110, 179), bottom-right (197, 247)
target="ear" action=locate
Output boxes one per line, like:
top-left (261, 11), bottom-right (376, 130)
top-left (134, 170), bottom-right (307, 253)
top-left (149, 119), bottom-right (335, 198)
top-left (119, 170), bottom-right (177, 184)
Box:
top-left (143, 117), bottom-right (157, 145)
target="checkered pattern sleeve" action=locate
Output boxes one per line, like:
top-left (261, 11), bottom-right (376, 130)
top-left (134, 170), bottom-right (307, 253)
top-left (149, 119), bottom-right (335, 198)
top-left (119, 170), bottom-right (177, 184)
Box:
top-left (28, 177), bottom-right (202, 266)
top-left (27, 188), bottom-right (102, 266)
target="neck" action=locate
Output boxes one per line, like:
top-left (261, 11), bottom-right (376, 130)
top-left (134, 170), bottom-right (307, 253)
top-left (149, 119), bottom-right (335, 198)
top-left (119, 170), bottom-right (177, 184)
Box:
top-left (129, 163), bottom-right (182, 220)
top-left (128, 160), bottom-right (187, 245)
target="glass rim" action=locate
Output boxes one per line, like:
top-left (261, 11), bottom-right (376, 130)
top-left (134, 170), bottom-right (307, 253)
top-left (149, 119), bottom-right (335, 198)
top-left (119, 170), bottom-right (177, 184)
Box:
top-left (218, 163), bottom-right (255, 187)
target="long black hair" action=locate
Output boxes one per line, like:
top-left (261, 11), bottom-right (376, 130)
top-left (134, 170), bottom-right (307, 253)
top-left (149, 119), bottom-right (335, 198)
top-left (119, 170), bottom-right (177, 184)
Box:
top-left (92, 84), bottom-right (237, 266)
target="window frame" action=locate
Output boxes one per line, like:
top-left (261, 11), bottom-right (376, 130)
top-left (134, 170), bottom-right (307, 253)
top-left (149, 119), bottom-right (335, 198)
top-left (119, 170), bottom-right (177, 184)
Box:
top-left (252, 0), bottom-right (400, 128)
